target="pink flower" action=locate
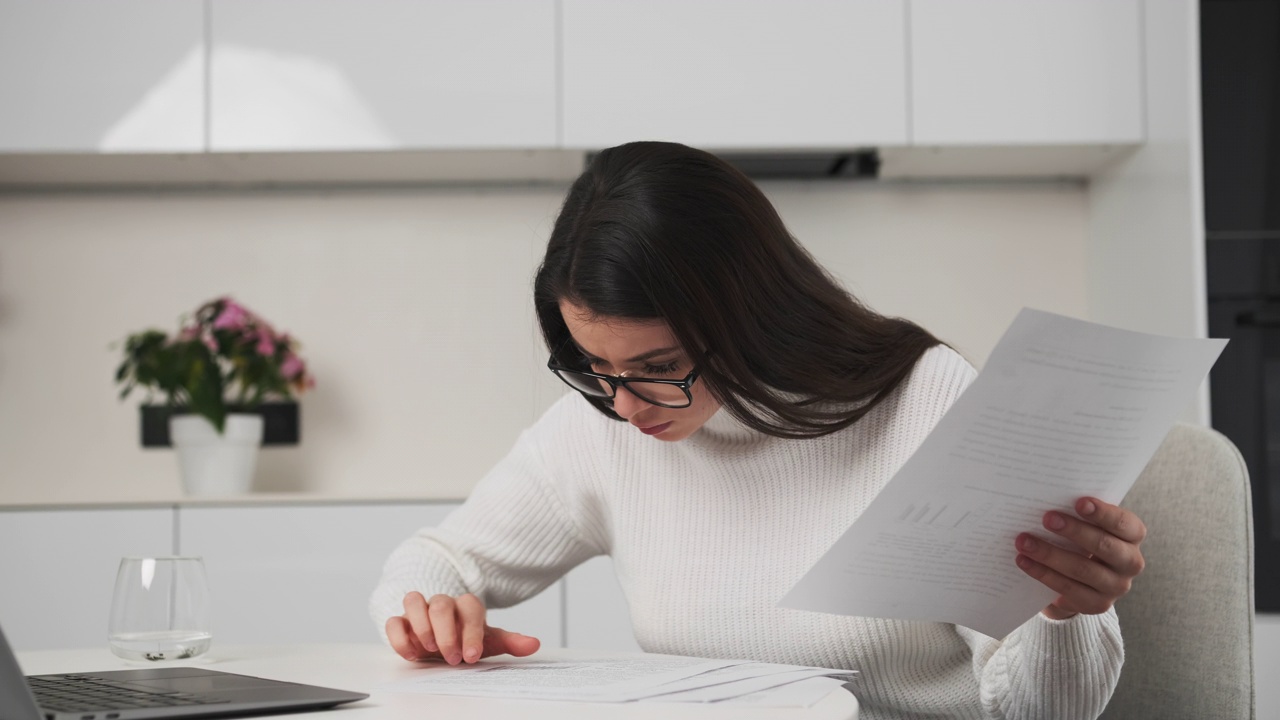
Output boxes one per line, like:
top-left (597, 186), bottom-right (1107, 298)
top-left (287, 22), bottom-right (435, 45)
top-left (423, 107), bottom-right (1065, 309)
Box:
top-left (255, 331), bottom-right (276, 357)
top-left (212, 301), bottom-right (249, 331)
top-left (202, 333), bottom-right (218, 353)
top-left (281, 353), bottom-right (304, 380)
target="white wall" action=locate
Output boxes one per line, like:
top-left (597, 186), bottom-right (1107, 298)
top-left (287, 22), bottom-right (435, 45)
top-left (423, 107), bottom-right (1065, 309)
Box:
top-left (1088, 0), bottom-right (1209, 426)
top-left (0, 181), bottom-right (1089, 504)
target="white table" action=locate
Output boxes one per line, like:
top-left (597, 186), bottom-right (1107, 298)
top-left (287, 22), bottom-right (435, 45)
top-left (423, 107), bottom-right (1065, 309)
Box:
top-left (17, 644), bottom-right (859, 720)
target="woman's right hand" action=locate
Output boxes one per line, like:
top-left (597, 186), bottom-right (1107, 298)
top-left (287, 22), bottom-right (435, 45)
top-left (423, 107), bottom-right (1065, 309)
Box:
top-left (385, 591), bottom-right (541, 665)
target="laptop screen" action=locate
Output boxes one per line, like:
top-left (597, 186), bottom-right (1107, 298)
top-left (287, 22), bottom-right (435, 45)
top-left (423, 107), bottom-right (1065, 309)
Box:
top-left (0, 625), bottom-right (41, 720)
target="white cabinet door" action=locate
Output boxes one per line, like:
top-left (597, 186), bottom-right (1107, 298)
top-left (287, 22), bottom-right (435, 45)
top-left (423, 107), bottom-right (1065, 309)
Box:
top-left (0, 0), bottom-right (204, 152)
top-left (563, 556), bottom-right (641, 652)
top-left (909, 0), bottom-right (1143, 145)
top-left (208, 0), bottom-right (558, 151)
top-left (0, 508), bottom-right (174, 651)
top-left (561, 0), bottom-right (908, 150)
top-left (178, 503), bottom-right (564, 647)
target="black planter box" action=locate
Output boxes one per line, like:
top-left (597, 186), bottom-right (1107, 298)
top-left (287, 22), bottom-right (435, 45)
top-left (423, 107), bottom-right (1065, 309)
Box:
top-left (140, 403), bottom-right (300, 447)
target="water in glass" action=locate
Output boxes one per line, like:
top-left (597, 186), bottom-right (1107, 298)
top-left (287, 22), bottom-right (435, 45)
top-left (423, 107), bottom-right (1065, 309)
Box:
top-left (108, 557), bottom-right (212, 661)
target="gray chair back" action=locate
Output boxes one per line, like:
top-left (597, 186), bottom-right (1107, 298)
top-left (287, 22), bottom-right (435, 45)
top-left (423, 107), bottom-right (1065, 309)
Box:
top-left (1101, 424), bottom-right (1255, 719)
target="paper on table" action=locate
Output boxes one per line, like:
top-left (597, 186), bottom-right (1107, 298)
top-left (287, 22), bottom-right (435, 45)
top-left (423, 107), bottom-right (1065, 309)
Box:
top-left (380, 654), bottom-right (854, 704)
top-left (380, 654), bottom-right (742, 702)
top-left (780, 308), bottom-right (1227, 638)
top-left (639, 665), bottom-right (851, 703)
top-left (714, 677), bottom-right (851, 708)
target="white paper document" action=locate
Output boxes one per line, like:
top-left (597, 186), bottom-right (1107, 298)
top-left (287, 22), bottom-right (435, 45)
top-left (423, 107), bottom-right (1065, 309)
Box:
top-left (638, 664), bottom-right (847, 703)
top-left (381, 653), bottom-right (854, 704)
top-left (714, 676), bottom-right (851, 708)
top-left (780, 308), bottom-right (1227, 638)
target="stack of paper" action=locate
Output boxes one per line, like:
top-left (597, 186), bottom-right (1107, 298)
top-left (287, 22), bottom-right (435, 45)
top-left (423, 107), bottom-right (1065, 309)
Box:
top-left (382, 654), bottom-right (854, 707)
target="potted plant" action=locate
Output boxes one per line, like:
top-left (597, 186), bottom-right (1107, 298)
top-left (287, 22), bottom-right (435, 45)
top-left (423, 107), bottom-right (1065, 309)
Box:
top-left (116, 297), bottom-right (314, 496)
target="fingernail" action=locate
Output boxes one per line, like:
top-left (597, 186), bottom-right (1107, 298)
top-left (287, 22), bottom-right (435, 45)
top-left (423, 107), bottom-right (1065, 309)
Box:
top-left (447, 653), bottom-right (461, 665)
top-left (425, 640), bottom-right (438, 652)
top-left (1080, 499), bottom-right (1097, 515)
top-left (1046, 513), bottom-right (1066, 531)
top-left (1016, 555), bottom-right (1031, 569)
top-left (464, 647), bottom-right (480, 662)
top-left (1019, 535), bottom-right (1038, 552)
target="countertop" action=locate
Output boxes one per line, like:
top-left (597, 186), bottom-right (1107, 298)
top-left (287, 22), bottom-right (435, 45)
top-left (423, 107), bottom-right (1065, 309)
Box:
top-left (0, 493), bottom-right (465, 511)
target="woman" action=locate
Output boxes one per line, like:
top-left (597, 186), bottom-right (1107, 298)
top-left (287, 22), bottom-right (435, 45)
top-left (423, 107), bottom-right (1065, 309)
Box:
top-left (370, 141), bottom-right (1145, 719)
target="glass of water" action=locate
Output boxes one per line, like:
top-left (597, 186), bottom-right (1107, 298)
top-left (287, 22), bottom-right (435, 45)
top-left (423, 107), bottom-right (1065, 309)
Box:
top-left (108, 557), bottom-right (212, 661)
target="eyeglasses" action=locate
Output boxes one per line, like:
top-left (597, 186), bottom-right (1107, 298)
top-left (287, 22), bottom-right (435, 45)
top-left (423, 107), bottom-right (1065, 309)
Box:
top-left (547, 356), bottom-right (701, 409)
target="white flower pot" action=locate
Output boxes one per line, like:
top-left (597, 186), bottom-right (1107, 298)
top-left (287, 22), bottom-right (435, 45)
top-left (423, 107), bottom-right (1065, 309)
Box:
top-left (169, 413), bottom-right (264, 496)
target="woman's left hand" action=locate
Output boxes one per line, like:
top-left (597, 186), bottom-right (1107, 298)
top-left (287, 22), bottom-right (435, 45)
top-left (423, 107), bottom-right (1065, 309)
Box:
top-left (1014, 496), bottom-right (1147, 620)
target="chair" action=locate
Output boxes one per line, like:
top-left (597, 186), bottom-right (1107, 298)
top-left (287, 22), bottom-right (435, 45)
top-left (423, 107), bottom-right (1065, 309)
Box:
top-left (1100, 424), bottom-right (1255, 719)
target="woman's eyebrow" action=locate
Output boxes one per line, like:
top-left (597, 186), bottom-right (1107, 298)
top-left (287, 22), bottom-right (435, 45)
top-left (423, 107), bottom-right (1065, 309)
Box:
top-left (572, 342), bottom-right (680, 364)
top-left (626, 346), bottom-right (681, 363)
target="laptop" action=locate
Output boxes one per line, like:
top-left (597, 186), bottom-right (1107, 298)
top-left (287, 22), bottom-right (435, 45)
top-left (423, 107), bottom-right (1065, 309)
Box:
top-left (0, 625), bottom-right (367, 720)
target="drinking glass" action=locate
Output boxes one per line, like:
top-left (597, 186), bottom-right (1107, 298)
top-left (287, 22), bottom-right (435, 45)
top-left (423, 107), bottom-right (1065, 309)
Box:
top-left (108, 557), bottom-right (212, 661)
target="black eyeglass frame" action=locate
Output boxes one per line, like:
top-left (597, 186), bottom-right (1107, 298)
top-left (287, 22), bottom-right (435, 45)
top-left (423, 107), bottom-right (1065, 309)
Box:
top-left (546, 356), bottom-right (703, 409)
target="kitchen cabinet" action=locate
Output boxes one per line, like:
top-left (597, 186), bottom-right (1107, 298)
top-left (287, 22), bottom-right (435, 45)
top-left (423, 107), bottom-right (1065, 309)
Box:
top-left (178, 502), bottom-right (563, 647)
top-left (560, 0), bottom-right (909, 150)
top-left (0, 508), bottom-right (174, 651)
top-left (0, 502), bottom-right (633, 652)
top-left (0, 0), bottom-right (1149, 181)
top-left (0, 0), bottom-right (204, 152)
top-left (207, 0), bottom-right (558, 151)
top-left (909, 0), bottom-right (1143, 145)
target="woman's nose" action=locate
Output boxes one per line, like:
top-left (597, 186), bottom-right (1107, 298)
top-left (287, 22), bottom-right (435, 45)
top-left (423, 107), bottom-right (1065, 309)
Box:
top-left (611, 385), bottom-right (653, 420)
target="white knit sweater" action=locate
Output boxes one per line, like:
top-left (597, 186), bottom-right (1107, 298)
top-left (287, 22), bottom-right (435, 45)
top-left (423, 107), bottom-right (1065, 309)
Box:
top-left (370, 345), bottom-right (1124, 719)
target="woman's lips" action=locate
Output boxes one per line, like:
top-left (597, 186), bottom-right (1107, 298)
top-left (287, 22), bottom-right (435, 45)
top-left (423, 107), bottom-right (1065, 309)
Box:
top-left (637, 421), bottom-right (673, 436)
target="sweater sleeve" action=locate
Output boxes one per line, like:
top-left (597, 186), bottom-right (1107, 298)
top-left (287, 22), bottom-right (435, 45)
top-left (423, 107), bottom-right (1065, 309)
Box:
top-left (368, 397), bottom-right (608, 636)
top-left (957, 606), bottom-right (1124, 719)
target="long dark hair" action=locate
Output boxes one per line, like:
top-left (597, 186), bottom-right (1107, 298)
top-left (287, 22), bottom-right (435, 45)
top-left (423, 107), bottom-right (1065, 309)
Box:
top-left (533, 141), bottom-right (942, 439)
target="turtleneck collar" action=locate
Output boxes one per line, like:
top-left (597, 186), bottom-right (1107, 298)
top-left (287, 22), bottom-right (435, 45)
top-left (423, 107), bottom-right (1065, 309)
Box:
top-left (692, 405), bottom-right (767, 445)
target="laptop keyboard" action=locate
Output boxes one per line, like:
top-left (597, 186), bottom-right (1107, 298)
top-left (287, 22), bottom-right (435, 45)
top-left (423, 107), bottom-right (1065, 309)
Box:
top-left (28, 674), bottom-right (229, 713)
